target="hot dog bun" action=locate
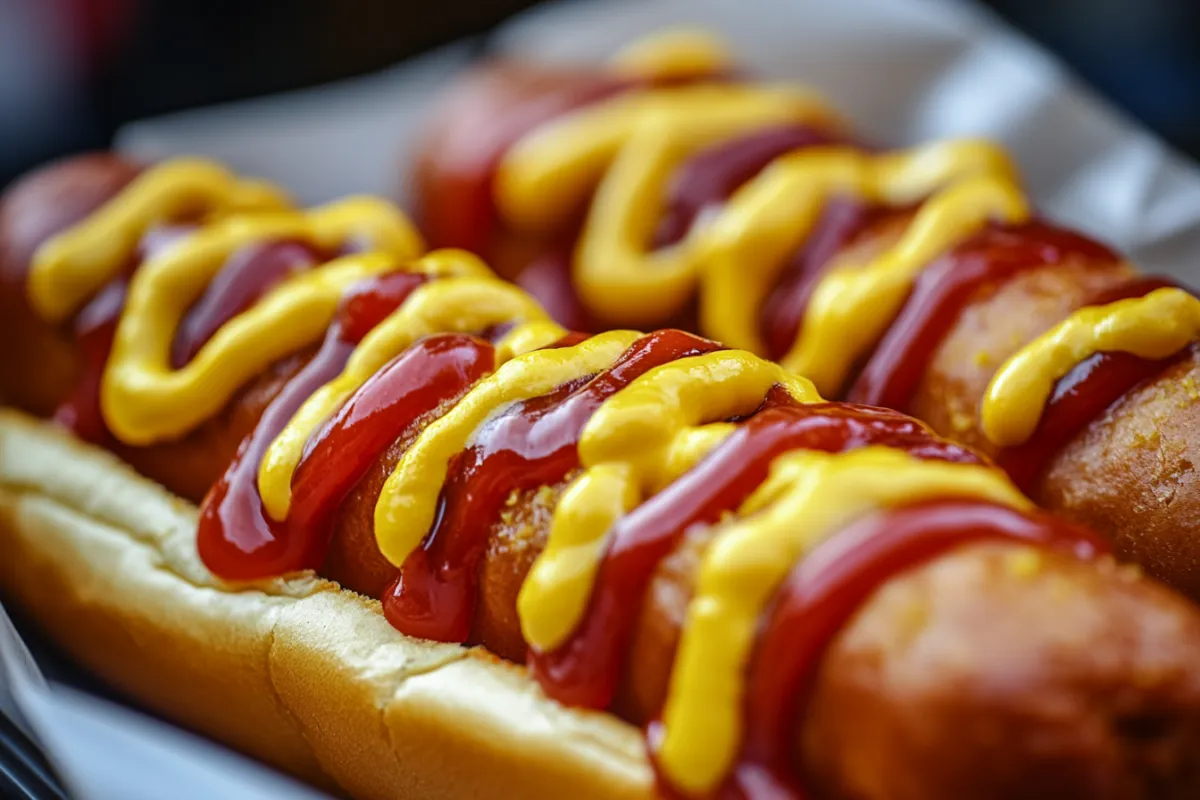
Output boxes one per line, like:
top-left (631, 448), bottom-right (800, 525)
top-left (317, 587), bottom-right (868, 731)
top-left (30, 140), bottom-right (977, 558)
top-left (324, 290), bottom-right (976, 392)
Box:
top-left (6, 148), bottom-right (1200, 799)
top-left (7, 404), bottom-right (1200, 799)
top-left (0, 410), bottom-right (653, 800)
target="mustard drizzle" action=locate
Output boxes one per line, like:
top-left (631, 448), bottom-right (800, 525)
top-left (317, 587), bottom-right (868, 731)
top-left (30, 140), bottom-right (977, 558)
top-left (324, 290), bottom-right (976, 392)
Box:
top-left (609, 28), bottom-right (735, 81)
top-left (22, 141), bottom-right (1080, 800)
top-left (367, 329), bottom-right (640, 566)
top-left (257, 272), bottom-right (552, 521)
top-left (659, 447), bottom-right (1031, 792)
top-left (29, 158), bottom-right (290, 321)
top-left (518, 350), bottom-right (821, 650)
top-left (336, 309), bottom-right (1027, 794)
top-left (981, 287), bottom-right (1200, 447)
top-left (101, 198), bottom-right (425, 444)
top-left (316, 301), bottom-right (1024, 793)
top-left (775, 169), bottom-right (1028, 393)
top-left (495, 40), bottom-right (1026, 390)
top-left (495, 82), bottom-right (841, 326)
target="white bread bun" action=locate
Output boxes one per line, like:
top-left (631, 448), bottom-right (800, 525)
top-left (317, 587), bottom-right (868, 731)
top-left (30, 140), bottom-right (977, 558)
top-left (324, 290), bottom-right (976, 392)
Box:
top-left (0, 409), bottom-right (655, 799)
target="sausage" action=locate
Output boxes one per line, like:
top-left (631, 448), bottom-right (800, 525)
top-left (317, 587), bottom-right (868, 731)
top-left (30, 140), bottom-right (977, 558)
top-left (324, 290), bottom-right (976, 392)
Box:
top-left (116, 349), bottom-right (315, 502)
top-left (1038, 349), bottom-right (1200, 596)
top-left (0, 154), bottom-right (301, 501)
top-left (907, 256), bottom-right (1200, 597)
top-left (8, 152), bottom-right (1200, 800)
top-left (0, 154), bottom-right (396, 502)
top-left (630, 533), bottom-right (1200, 800)
top-left (302, 364), bottom-right (1200, 798)
top-left (0, 154), bottom-right (140, 415)
top-left (0, 156), bottom-right (318, 501)
top-left (414, 60), bottom-right (628, 274)
top-left (322, 426), bottom-right (1200, 799)
top-left (768, 203), bottom-right (1200, 599)
top-left (413, 56), bottom-right (1200, 603)
top-left (410, 60), bottom-right (845, 328)
top-left (799, 542), bottom-right (1200, 800)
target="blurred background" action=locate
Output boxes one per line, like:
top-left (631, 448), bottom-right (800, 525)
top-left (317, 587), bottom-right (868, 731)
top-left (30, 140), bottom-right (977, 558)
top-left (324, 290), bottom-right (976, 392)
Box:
top-left (2, 0), bottom-right (1198, 187)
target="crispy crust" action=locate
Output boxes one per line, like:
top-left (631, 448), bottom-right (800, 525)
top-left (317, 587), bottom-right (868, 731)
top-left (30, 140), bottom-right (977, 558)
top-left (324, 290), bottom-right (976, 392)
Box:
top-left (0, 409), bottom-right (654, 800)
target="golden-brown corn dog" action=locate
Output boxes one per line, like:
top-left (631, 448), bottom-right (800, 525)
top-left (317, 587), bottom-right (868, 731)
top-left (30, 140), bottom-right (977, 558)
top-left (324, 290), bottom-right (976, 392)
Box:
top-left (4, 153), bottom-right (1200, 800)
top-left (413, 31), bottom-right (1200, 600)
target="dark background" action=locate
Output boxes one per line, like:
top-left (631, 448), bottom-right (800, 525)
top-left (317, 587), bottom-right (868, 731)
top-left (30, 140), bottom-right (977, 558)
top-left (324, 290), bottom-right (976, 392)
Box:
top-left (2, 0), bottom-right (1198, 186)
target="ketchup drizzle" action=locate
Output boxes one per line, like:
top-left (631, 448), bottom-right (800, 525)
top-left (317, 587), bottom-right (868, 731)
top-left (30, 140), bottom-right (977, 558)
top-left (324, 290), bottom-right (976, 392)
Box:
top-left (653, 125), bottom-right (847, 249)
top-left (528, 403), bottom-right (980, 710)
top-left (54, 279), bottom-right (128, 444)
top-left (848, 221), bottom-right (1120, 410)
top-left (993, 275), bottom-right (1188, 494)
top-left (198, 270), bottom-right (447, 579)
top-left (171, 240), bottom-right (324, 368)
top-left (726, 501), bottom-right (1110, 800)
top-left (287, 334), bottom-right (494, 574)
top-left (382, 329), bottom-right (723, 643)
top-left (515, 249), bottom-right (594, 332)
top-left (53, 224), bottom-right (198, 443)
top-left (759, 199), bottom-right (898, 361)
top-left (434, 66), bottom-right (736, 256)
